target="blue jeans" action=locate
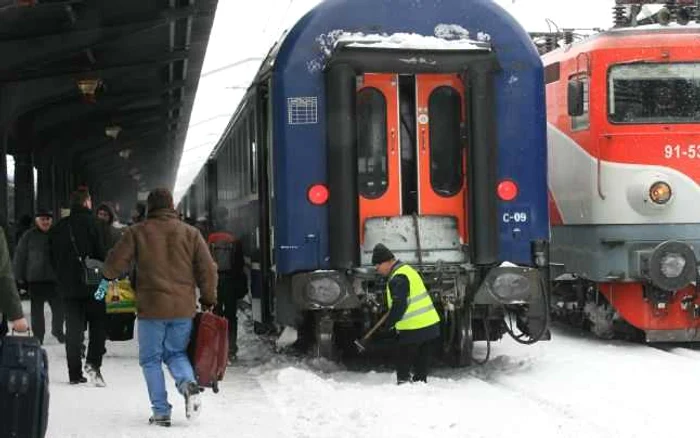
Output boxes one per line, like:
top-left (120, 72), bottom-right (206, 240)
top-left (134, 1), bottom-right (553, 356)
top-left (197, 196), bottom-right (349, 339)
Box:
top-left (138, 318), bottom-right (196, 416)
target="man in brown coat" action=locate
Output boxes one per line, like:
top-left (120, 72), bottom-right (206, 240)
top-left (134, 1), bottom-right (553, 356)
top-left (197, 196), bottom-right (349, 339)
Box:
top-left (97, 188), bottom-right (217, 427)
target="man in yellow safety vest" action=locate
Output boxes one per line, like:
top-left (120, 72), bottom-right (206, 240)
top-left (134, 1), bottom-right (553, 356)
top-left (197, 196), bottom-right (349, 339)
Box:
top-left (372, 243), bottom-right (441, 384)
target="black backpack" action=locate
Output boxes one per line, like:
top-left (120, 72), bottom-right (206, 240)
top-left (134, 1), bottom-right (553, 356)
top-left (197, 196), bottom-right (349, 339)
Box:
top-left (210, 240), bottom-right (234, 272)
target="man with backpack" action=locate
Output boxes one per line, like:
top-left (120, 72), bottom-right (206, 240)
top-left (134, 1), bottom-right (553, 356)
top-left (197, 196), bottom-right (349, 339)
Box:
top-left (207, 206), bottom-right (247, 363)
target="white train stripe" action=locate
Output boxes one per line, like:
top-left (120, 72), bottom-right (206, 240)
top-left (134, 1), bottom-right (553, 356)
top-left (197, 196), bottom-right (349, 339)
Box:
top-left (548, 123), bottom-right (700, 225)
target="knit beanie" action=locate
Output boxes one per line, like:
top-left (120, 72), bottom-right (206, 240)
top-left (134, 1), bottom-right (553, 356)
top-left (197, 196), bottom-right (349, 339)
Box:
top-left (371, 243), bottom-right (395, 265)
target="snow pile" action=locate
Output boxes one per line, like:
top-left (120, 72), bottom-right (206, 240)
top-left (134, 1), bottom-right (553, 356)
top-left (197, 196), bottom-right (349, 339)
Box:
top-left (27, 298), bottom-right (700, 438)
top-left (434, 23), bottom-right (472, 40)
top-left (434, 24), bottom-right (491, 43)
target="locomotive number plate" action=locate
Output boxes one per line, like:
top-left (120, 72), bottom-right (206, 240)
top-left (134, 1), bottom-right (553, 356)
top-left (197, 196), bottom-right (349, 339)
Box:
top-left (502, 211), bottom-right (529, 224)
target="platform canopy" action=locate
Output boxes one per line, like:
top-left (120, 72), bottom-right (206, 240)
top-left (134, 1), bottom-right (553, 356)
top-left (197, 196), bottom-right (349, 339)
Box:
top-left (0, 0), bottom-right (218, 210)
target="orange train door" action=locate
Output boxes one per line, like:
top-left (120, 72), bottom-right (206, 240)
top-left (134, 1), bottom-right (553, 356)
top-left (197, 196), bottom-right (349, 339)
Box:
top-left (357, 73), bottom-right (401, 243)
top-left (415, 74), bottom-right (468, 241)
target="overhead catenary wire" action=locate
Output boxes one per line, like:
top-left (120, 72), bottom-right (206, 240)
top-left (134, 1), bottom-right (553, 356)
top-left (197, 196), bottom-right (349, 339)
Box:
top-left (200, 57), bottom-right (264, 78)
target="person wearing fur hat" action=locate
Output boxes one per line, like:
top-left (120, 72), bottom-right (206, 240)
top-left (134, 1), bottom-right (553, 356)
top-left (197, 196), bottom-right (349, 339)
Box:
top-left (372, 243), bottom-right (441, 384)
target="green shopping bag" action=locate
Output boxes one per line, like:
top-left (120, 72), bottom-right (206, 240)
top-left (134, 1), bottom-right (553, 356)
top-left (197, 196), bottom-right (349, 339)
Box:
top-left (106, 279), bottom-right (137, 314)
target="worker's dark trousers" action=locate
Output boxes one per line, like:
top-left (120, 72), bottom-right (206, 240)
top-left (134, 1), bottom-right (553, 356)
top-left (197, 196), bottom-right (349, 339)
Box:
top-left (395, 339), bottom-right (435, 384)
top-left (214, 273), bottom-right (240, 357)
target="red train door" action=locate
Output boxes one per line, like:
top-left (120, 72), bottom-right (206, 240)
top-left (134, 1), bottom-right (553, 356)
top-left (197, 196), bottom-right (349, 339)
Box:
top-left (356, 73), bottom-right (401, 243)
top-left (415, 74), bottom-right (468, 241)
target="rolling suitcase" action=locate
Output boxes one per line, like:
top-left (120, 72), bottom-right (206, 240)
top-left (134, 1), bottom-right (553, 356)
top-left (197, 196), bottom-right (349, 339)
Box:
top-left (188, 312), bottom-right (228, 393)
top-left (0, 335), bottom-right (49, 438)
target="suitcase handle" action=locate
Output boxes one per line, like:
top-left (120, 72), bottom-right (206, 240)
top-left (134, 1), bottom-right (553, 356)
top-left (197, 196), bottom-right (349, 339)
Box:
top-left (10, 329), bottom-right (34, 366)
top-left (11, 328), bottom-right (33, 337)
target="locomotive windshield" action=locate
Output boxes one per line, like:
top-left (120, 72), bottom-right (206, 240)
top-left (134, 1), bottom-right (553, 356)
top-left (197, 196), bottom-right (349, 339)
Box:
top-left (608, 63), bottom-right (700, 124)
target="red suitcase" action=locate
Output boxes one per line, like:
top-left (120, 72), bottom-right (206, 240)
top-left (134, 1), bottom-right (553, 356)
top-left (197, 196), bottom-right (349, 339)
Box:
top-left (188, 312), bottom-right (229, 393)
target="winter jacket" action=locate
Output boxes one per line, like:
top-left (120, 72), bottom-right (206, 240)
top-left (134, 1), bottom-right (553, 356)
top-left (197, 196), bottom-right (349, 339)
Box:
top-left (13, 216), bottom-right (32, 254)
top-left (48, 206), bottom-right (106, 299)
top-left (99, 222), bottom-right (122, 251)
top-left (103, 208), bottom-right (217, 319)
top-left (0, 228), bottom-right (23, 321)
top-left (96, 203), bottom-right (123, 251)
top-left (382, 261), bottom-right (440, 345)
top-left (13, 227), bottom-right (57, 284)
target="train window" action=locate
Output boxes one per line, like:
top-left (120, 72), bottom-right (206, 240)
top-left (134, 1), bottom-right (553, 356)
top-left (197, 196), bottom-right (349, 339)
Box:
top-left (230, 136), bottom-right (235, 200)
top-left (234, 129), bottom-right (241, 199)
top-left (428, 86), bottom-right (463, 197)
top-left (251, 141), bottom-right (258, 194)
top-left (356, 87), bottom-right (388, 199)
top-left (238, 127), bottom-right (245, 198)
top-left (570, 75), bottom-right (590, 131)
top-left (226, 138), bottom-right (233, 200)
top-left (217, 152), bottom-right (225, 202)
top-left (242, 116), bottom-right (250, 197)
top-left (608, 63), bottom-right (700, 124)
top-left (240, 127), bottom-right (246, 198)
top-left (223, 138), bottom-right (228, 201)
top-left (249, 115), bottom-right (257, 194)
top-left (545, 62), bottom-right (561, 84)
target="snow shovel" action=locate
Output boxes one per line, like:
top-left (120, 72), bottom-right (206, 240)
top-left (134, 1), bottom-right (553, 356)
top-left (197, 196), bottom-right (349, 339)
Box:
top-left (354, 312), bottom-right (390, 353)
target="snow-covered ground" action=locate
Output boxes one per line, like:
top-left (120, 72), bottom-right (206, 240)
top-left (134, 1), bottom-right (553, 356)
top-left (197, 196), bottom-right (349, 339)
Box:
top-left (25, 301), bottom-right (700, 438)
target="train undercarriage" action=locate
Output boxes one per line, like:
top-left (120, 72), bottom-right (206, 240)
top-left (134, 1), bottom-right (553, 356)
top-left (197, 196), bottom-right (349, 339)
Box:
top-left (551, 277), bottom-right (641, 341)
top-left (278, 260), bottom-right (550, 367)
top-left (552, 276), bottom-right (700, 342)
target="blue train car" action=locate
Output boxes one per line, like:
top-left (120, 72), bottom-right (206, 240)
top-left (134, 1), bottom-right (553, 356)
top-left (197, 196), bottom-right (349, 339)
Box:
top-left (180, 0), bottom-right (550, 365)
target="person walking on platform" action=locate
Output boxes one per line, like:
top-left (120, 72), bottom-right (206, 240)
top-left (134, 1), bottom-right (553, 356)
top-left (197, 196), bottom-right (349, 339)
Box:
top-left (130, 203), bottom-right (146, 225)
top-left (207, 206), bottom-right (247, 362)
top-left (49, 189), bottom-right (107, 386)
top-left (97, 188), bottom-right (218, 427)
top-left (372, 243), bottom-right (441, 384)
top-left (13, 209), bottom-right (64, 344)
top-left (96, 202), bottom-right (122, 251)
top-left (0, 227), bottom-right (29, 335)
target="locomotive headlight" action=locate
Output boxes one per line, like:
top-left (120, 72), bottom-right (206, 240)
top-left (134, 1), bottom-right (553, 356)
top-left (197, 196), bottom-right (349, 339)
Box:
top-left (306, 277), bottom-right (342, 305)
top-left (647, 241), bottom-right (697, 292)
top-left (475, 266), bottom-right (540, 306)
top-left (649, 181), bottom-right (672, 205)
top-left (660, 253), bottom-right (686, 279)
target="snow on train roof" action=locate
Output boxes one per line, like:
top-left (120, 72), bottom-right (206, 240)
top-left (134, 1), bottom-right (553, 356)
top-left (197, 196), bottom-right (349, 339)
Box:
top-left (305, 26), bottom-right (491, 72)
top-left (333, 30), bottom-right (492, 52)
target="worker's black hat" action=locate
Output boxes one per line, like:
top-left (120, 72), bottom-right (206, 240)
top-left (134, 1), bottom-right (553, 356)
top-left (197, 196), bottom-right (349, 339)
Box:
top-left (371, 243), bottom-right (395, 265)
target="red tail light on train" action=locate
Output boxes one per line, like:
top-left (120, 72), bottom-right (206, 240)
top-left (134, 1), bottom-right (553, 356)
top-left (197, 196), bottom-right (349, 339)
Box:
top-left (497, 180), bottom-right (518, 202)
top-left (308, 184), bottom-right (329, 205)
